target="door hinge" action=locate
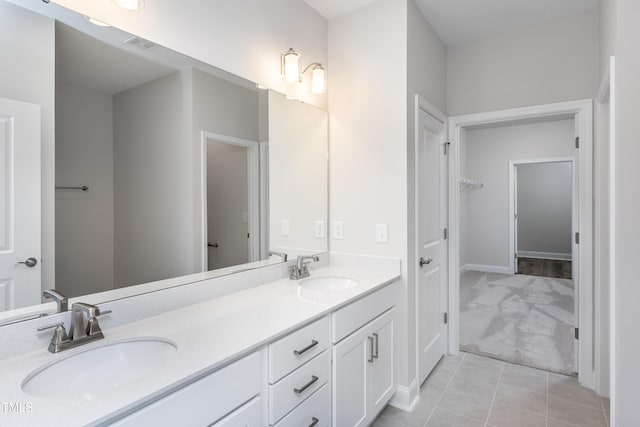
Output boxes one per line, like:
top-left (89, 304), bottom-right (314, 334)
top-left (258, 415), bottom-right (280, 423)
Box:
top-left (247, 233), bottom-right (250, 238)
top-left (575, 136), bottom-right (580, 149)
top-left (443, 228), bottom-right (448, 240)
top-left (444, 141), bottom-right (450, 155)
top-left (444, 313), bottom-right (448, 324)
top-left (575, 232), bottom-right (580, 244)
top-left (575, 327), bottom-right (579, 340)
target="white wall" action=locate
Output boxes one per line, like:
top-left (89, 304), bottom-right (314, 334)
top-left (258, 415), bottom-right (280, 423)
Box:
top-left (462, 119), bottom-right (576, 270)
top-left (268, 91), bottom-right (328, 257)
top-left (517, 162), bottom-right (573, 256)
top-left (50, 0), bottom-right (328, 109)
top-left (328, 0), bottom-right (414, 404)
top-left (613, 0), bottom-right (640, 423)
top-left (113, 71), bottom-right (193, 287)
top-left (55, 81), bottom-right (114, 297)
top-left (0, 1), bottom-right (55, 295)
top-left (599, 0), bottom-right (617, 77)
top-left (447, 10), bottom-right (600, 116)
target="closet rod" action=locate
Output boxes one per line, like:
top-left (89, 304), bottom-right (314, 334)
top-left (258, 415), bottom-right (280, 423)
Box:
top-left (55, 186), bottom-right (89, 191)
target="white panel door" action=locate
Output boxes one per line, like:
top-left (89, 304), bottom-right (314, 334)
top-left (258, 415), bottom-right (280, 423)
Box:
top-left (417, 108), bottom-right (447, 385)
top-left (0, 97), bottom-right (41, 312)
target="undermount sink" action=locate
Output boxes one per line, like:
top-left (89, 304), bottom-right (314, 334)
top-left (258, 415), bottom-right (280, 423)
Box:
top-left (22, 337), bottom-right (177, 400)
top-left (299, 277), bottom-right (360, 291)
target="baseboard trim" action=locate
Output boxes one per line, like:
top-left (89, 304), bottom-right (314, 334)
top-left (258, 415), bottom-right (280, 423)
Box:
top-left (518, 251), bottom-right (572, 261)
top-left (461, 264), bottom-right (511, 275)
top-left (388, 378), bottom-right (419, 411)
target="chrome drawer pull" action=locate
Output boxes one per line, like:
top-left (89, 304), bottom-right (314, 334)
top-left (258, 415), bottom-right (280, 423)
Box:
top-left (368, 336), bottom-right (374, 363)
top-left (293, 339), bottom-right (319, 356)
top-left (294, 375), bottom-right (319, 394)
top-left (373, 333), bottom-right (379, 359)
top-left (309, 417), bottom-right (319, 427)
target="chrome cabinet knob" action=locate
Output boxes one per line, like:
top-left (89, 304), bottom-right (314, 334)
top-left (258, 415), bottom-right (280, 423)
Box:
top-left (16, 257), bottom-right (38, 267)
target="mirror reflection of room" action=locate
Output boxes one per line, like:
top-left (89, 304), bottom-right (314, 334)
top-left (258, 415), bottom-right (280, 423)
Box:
top-left (458, 118), bottom-right (577, 376)
top-left (0, 0), bottom-right (328, 316)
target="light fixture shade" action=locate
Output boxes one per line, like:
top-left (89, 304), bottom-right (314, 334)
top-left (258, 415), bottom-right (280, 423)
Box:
top-left (85, 16), bottom-right (111, 27)
top-left (282, 48), bottom-right (300, 83)
top-left (112, 0), bottom-right (145, 11)
top-left (310, 65), bottom-right (325, 94)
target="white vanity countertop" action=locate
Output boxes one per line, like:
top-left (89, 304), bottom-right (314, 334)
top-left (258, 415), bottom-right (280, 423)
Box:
top-left (0, 263), bottom-right (399, 427)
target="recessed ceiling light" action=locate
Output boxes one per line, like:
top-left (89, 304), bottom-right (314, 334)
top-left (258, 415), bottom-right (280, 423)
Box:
top-left (84, 16), bottom-right (110, 27)
top-left (112, 0), bottom-right (145, 11)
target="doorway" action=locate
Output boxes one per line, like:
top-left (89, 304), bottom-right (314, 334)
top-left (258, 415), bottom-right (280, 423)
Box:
top-left (511, 159), bottom-right (575, 280)
top-left (448, 99), bottom-right (594, 385)
top-left (201, 132), bottom-right (259, 271)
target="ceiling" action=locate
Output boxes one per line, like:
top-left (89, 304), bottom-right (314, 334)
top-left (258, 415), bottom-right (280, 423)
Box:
top-left (304, 0), bottom-right (600, 46)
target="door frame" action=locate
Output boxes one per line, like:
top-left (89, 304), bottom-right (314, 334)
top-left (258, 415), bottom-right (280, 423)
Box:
top-left (447, 99), bottom-right (594, 388)
top-left (414, 95), bottom-right (449, 387)
top-left (200, 131), bottom-right (259, 271)
top-left (508, 157), bottom-right (576, 274)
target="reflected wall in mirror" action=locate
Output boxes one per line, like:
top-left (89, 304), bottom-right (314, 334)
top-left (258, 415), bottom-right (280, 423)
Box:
top-left (0, 0), bottom-right (328, 322)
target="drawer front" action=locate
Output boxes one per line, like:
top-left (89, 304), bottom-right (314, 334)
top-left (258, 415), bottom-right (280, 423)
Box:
top-left (274, 384), bottom-right (330, 427)
top-left (269, 316), bottom-right (330, 383)
top-left (211, 396), bottom-right (262, 427)
top-left (269, 351), bottom-right (330, 424)
top-left (332, 283), bottom-right (396, 343)
top-left (110, 352), bottom-right (261, 427)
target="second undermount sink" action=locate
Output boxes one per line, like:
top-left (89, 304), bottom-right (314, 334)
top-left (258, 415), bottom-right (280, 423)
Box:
top-left (22, 337), bottom-right (177, 400)
top-left (299, 276), bottom-right (360, 291)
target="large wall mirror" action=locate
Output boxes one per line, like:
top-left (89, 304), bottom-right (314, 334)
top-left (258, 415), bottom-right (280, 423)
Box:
top-left (0, 0), bottom-right (328, 324)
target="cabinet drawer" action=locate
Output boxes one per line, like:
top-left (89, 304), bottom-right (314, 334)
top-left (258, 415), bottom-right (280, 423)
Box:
top-left (269, 316), bottom-right (330, 383)
top-left (332, 283), bottom-right (396, 343)
top-left (269, 351), bottom-right (330, 424)
top-left (211, 396), bottom-right (261, 427)
top-left (274, 384), bottom-right (330, 427)
top-left (110, 352), bottom-right (261, 427)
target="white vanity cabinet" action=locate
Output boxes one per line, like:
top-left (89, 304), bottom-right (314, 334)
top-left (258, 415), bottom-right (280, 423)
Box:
top-left (268, 316), bottom-right (332, 427)
top-left (110, 351), bottom-right (261, 427)
top-left (332, 284), bottom-right (396, 427)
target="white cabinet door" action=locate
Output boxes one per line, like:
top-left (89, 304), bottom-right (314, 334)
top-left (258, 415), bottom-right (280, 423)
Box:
top-left (333, 308), bottom-right (396, 427)
top-left (332, 324), bottom-right (370, 427)
top-left (370, 309), bottom-right (395, 415)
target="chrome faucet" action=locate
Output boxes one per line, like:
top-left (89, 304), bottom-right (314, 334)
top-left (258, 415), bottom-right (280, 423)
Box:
top-left (289, 255), bottom-right (320, 280)
top-left (269, 251), bottom-right (288, 262)
top-left (37, 302), bottom-right (112, 353)
top-left (42, 289), bottom-right (68, 313)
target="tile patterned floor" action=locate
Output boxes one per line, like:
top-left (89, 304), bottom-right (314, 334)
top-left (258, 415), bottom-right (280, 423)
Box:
top-left (372, 352), bottom-right (609, 427)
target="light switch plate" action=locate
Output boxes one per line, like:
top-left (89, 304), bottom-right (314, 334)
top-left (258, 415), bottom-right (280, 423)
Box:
top-left (315, 221), bottom-right (325, 238)
top-left (376, 223), bottom-right (388, 243)
top-left (281, 219), bottom-right (290, 236)
top-left (333, 221), bottom-right (344, 240)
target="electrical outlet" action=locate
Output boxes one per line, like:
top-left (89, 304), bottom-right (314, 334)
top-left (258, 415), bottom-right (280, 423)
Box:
top-left (315, 221), bottom-right (325, 238)
top-left (376, 223), bottom-right (388, 243)
top-left (333, 221), bottom-right (344, 240)
top-left (281, 219), bottom-right (290, 236)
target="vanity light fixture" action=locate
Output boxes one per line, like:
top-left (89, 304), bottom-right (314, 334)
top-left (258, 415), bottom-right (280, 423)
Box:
top-left (112, 0), bottom-right (145, 11)
top-left (280, 48), bottom-right (326, 94)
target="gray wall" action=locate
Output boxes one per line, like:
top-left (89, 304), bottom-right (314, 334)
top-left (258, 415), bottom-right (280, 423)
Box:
top-left (55, 81), bottom-right (114, 297)
top-left (113, 70), bottom-right (193, 288)
top-left (191, 68), bottom-right (260, 269)
top-left (461, 119), bottom-right (576, 270)
top-left (447, 10), bottom-right (599, 115)
top-left (516, 162), bottom-right (572, 257)
top-left (0, 1), bottom-right (55, 294)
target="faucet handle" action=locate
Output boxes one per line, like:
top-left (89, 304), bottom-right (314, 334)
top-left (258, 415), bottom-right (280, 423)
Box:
top-left (37, 322), bottom-right (65, 332)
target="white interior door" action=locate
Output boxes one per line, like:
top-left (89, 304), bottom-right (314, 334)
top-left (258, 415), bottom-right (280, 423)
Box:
top-left (0, 97), bottom-right (41, 312)
top-left (417, 107), bottom-right (448, 385)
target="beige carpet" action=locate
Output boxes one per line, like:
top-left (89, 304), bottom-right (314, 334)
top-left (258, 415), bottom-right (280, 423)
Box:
top-left (460, 270), bottom-right (576, 375)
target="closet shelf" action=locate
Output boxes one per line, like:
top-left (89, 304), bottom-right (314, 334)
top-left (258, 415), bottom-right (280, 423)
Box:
top-left (459, 177), bottom-right (484, 192)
